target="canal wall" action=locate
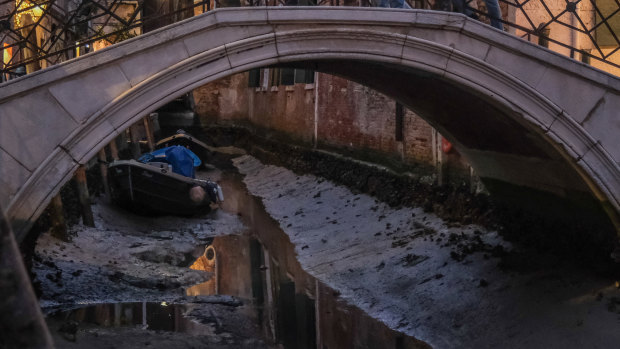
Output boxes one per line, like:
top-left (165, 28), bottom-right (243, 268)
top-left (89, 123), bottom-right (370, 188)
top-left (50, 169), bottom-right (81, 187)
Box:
top-left (191, 71), bottom-right (473, 187)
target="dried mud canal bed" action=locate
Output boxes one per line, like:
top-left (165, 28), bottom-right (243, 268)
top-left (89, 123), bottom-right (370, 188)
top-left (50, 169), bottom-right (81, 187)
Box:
top-left (34, 155), bottom-right (620, 348)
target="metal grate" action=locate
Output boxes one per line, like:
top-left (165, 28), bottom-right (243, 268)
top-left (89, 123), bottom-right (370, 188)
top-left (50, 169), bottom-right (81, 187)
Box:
top-left (1, 0), bottom-right (618, 81)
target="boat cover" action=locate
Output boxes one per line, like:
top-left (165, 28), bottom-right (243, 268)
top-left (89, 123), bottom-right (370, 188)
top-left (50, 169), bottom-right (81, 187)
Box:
top-left (138, 146), bottom-right (201, 178)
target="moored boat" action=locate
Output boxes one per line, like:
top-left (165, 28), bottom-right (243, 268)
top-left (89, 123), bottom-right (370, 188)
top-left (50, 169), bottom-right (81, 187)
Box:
top-left (108, 146), bottom-right (223, 216)
top-left (156, 129), bottom-right (213, 166)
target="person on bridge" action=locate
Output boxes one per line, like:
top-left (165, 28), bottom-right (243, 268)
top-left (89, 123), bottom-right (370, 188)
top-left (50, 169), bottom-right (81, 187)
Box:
top-left (379, 0), bottom-right (412, 9)
top-left (452, 0), bottom-right (503, 30)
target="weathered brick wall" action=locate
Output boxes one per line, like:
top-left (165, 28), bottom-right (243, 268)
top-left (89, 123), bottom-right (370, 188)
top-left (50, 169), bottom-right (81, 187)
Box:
top-left (247, 84), bottom-right (315, 143)
top-left (403, 110), bottom-right (434, 164)
top-left (192, 70), bottom-right (471, 180)
top-left (316, 73), bottom-right (435, 166)
top-left (192, 73), bottom-right (249, 125)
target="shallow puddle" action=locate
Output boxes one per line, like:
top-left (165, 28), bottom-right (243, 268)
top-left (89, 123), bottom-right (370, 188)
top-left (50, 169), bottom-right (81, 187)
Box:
top-left (48, 302), bottom-right (213, 333)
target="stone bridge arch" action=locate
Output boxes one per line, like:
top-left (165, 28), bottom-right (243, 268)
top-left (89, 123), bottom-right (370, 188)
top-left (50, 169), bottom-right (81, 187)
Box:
top-left (1, 7), bottom-right (619, 242)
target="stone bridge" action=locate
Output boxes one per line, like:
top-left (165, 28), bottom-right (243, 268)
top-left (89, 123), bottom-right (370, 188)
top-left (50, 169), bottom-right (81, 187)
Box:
top-left (1, 7), bottom-right (619, 242)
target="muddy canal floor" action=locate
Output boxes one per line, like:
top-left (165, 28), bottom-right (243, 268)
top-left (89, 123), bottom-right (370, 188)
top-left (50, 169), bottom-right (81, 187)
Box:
top-left (33, 155), bottom-right (620, 348)
top-left (33, 166), bottom-right (272, 348)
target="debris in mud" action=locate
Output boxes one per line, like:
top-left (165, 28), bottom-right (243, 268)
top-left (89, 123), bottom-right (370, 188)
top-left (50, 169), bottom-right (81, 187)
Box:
top-left (607, 297), bottom-right (620, 314)
top-left (57, 320), bottom-right (79, 342)
top-left (33, 195), bottom-right (245, 311)
top-left (402, 254), bottom-right (428, 267)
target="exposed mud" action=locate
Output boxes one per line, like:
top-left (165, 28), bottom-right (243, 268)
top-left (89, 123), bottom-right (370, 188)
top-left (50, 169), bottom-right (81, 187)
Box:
top-left (191, 125), bottom-right (618, 267)
top-left (30, 167), bottom-right (271, 348)
top-left (32, 165), bottom-right (428, 348)
top-left (25, 126), bottom-right (620, 348)
top-left (234, 155), bottom-right (620, 349)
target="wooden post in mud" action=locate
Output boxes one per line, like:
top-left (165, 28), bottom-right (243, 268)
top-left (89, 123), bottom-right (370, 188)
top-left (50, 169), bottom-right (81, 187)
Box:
top-left (143, 116), bottom-right (155, 152)
top-left (49, 193), bottom-right (68, 241)
top-left (109, 139), bottom-right (120, 161)
top-left (98, 148), bottom-right (111, 202)
top-left (74, 166), bottom-right (95, 227)
top-left (0, 204), bottom-right (54, 348)
top-left (129, 124), bottom-right (142, 159)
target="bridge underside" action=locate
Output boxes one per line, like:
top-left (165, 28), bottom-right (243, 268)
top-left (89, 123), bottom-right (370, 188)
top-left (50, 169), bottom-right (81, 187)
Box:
top-left (0, 8), bottom-right (618, 252)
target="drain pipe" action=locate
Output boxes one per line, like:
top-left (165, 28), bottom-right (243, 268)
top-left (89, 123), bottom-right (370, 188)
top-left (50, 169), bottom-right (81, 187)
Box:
top-left (314, 71), bottom-right (319, 148)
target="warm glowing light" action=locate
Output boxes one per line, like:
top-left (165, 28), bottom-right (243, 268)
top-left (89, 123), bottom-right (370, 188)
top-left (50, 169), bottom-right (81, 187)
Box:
top-left (2, 43), bottom-right (12, 67)
top-left (160, 301), bottom-right (168, 306)
top-left (14, 0), bottom-right (47, 28)
top-left (32, 5), bottom-right (43, 17)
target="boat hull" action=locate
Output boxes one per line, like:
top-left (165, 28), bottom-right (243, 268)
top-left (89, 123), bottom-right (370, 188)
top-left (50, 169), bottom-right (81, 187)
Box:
top-left (156, 132), bottom-right (212, 165)
top-left (108, 160), bottom-right (216, 216)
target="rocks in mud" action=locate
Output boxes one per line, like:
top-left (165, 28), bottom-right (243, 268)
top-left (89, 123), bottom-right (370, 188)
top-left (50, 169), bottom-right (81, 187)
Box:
top-left (401, 254), bottom-right (428, 267)
top-left (442, 231), bottom-right (505, 263)
top-left (57, 320), bottom-right (79, 342)
top-left (391, 222), bottom-right (437, 248)
top-left (607, 297), bottom-right (620, 314)
top-left (45, 270), bottom-right (64, 288)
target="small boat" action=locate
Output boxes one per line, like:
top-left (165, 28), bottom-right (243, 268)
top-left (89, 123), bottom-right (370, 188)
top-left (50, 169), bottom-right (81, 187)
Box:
top-left (108, 146), bottom-right (223, 216)
top-left (155, 129), bottom-right (213, 166)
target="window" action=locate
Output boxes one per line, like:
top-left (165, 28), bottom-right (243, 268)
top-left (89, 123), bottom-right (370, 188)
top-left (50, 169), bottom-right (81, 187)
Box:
top-left (249, 68), bottom-right (315, 89)
top-left (280, 68), bottom-right (295, 85)
top-left (294, 69), bottom-right (315, 84)
top-left (270, 68), bottom-right (281, 87)
top-left (248, 68), bottom-right (260, 88)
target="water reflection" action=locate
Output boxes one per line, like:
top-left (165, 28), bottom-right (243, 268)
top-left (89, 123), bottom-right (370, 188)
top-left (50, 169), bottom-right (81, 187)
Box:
top-left (186, 173), bottom-right (429, 349)
top-left (187, 245), bottom-right (217, 295)
top-left (48, 302), bottom-right (215, 335)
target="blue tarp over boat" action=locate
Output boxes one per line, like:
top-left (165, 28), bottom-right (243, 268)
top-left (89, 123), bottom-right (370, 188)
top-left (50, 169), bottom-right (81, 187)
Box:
top-left (138, 146), bottom-right (201, 178)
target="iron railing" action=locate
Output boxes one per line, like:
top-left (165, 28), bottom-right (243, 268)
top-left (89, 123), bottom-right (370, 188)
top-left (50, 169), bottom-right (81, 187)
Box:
top-left (0, 0), bottom-right (618, 81)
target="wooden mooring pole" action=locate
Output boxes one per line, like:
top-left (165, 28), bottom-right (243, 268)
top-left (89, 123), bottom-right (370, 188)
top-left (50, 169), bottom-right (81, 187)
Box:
top-left (98, 148), bottom-right (111, 203)
top-left (109, 140), bottom-right (120, 161)
top-left (0, 204), bottom-right (54, 348)
top-left (129, 124), bottom-right (142, 159)
top-left (74, 166), bottom-right (95, 227)
top-left (49, 193), bottom-right (68, 241)
top-left (143, 116), bottom-right (155, 152)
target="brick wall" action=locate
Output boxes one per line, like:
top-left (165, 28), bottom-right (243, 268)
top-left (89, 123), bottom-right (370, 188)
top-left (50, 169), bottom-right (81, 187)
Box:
top-left (316, 73), bottom-right (435, 166)
top-left (192, 73), bottom-right (249, 125)
top-left (247, 83), bottom-right (315, 143)
top-left (192, 69), bottom-right (472, 182)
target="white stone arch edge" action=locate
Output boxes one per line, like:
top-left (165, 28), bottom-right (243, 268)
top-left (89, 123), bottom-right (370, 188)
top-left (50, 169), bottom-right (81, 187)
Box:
top-left (6, 26), bottom-right (620, 238)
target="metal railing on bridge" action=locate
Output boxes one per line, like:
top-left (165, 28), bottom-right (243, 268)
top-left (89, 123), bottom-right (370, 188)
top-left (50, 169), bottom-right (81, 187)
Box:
top-left (0, 0), bottom-right (618, 81)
